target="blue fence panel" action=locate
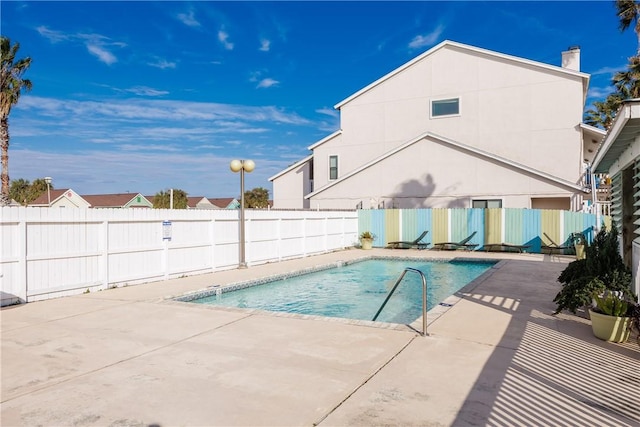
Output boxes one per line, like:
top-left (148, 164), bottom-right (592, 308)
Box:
top-left (371, 210), bottom-right (386, 247)
top-left (523, 209), bottom-right (542, 252)
top-left (468, 209), bottom-right (485, 247)
top-left (417, 209), bottom-right (433, 246)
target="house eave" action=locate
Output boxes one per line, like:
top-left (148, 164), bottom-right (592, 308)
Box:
top-left (268, 154), bottom-right (313, 182)
top-left (592, 99), bottom-right (640, 174)
top-left (307, 130), bottom-right (342, 150)
top-left (334, 40), bottom-right (590, 110)
top-left (305, 131), bottom-right (586, 199)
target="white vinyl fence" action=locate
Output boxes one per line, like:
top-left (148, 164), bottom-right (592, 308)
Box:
top-left (0, 207), bottom-right (358, 306)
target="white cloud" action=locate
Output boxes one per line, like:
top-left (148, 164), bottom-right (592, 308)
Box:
top-left (408, 24), bottom-right (444, 50)
top-left (148, 58), bottom-right (177, 69)
top-left (218, 30), bottom-right (234, 50)
top-left (257, 78), bottom-right (279, 89)
top-left (259, 38), bottom-right (271, 52)
top-left (124, 86), bottom-right (169, 97)
top-left (36, 26), bottom-right (70, 43)
top-left (177, 10), bottom-right (200, 27)
top-left (86, 43), bottom-right (117, 65)
top-left (587, 86), bottom-right (615, 99)
top-left (315, 107), bottom-right (338, 118)
top-left (590, 65), bottom-right (625, 76)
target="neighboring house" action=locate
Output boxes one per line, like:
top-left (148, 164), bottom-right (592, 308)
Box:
top-left (270, 40), bottom-right (594, 210)
top-left (209, 198), bottom-right (238, 209)
top-left (82, 193), bottom-right (152, 208)
top-left (591, 99), bottom-right (640, 297)
top-left (186, 197), bottom-right (219, 209)
top-left (30, 189), bottom-right (91, 208)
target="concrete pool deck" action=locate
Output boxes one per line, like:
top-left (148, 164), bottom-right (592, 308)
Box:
top-left (2, 249), bottom-right (639, 426)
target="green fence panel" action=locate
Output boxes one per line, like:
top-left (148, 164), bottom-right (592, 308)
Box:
top-left (358, 210), bottom-right (372, 239)
top-left (450, 209), bottom-right (469, 242)
top-left (504, 208), bottom-right (524, 244)
top-left (401, 209), bottom-right (418, 242)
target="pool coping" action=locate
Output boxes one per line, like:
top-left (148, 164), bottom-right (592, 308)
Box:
top-left (165, 255), bottom-right (505, 334)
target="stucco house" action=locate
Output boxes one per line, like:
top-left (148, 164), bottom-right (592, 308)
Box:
top-left (591, 99), bottom-right (640, 297)
top-left (31, 191), bottom-right (151, 208)
top-left (270, 40), bottom-right (597, 211)
top-left (187, 197), bottom-right (220, 209)
top-left (30, 189), bottom-right (91, 208)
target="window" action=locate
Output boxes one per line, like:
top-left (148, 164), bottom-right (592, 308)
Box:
top-left (329, 155), bottom-right (338, 180)
top-left (431, 98), bottom-right (460, 117)
top-left (472, 199), bottom-right (502, 209)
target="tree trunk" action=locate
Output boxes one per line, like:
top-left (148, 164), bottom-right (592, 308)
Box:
top-left (0, 116), bottom-right (10, 206)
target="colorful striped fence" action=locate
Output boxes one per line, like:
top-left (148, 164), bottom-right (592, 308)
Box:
top-left (359, 208), bottom-right (609, 253)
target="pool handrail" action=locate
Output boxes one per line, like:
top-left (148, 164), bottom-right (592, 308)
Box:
top-left (372, 267), bottom-right (428, 336)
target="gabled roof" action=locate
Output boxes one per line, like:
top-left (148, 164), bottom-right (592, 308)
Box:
top-left (209, 197), bottom-right (237, 208)
top-left (82, 193), bottom-right (151, 208)
top-left (308, 130), bottom-right (342, 150)
top-left (592, 99), bottom-right (640, 174)
top-left (31, 189), bottom-right (68, 205)
top-left (335, 40), bottom-right (590, 110)
top-left (305, 131), bottom-right (587, 199)
top-left (268, 155), bottom-right (313, 182)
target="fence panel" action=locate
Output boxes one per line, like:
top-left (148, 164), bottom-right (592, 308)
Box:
top-left (0, 207), bottom-right (357, 305)
top-left (360, 208), bottom-right (605, 254)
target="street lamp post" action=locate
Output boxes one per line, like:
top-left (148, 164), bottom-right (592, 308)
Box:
top-left (230, 159), bottom-right (255, 268)
top-left (44, 176), bottom-right (52, 206)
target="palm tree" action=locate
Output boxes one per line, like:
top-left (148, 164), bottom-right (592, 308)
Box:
top-left (1, 37), bottom-right (32, 206)
top-left (617, 0), bottom-right (640, 52)
top-left (584, 93), bottom-right (625, 130)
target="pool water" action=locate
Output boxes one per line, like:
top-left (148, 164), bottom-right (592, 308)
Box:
top-left (189, 259), bottom-right (495, 324)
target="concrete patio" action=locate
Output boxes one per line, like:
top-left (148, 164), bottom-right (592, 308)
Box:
top-left (2, 249), bottom-right (639, 426)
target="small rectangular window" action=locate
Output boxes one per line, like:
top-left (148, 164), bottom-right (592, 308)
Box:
top-left (432, 98), bottom-right (459, 117)
top-left (329, 155), bottom-right (338, 180)
top-left (472, 199), bottom-right (502, 208)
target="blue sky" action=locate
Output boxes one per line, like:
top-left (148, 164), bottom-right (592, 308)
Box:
top-left (2, 1), bottom-right (636, 198)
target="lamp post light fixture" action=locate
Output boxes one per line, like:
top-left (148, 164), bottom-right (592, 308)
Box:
top-left (230, 159), bottom-right (255, 268)
top-left (44, 176), bottom-right (52, 206)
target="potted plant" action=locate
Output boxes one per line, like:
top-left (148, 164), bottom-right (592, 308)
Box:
top-left (554, 224), bottom-right (631, 316)
top-left (359, 231), bottom-right (375, 250)
top-left (589, 288), bottom-right (635, 343)
top-left (554, 224), bottom-right (640, 345)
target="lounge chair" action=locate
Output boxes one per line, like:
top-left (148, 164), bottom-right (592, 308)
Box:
top-left (431, 231), bottom-right (478, 251)
top-left (482, 243), bottom-right (531, 253)
top-left (541, 232), bottom-right (575, 255)
top-left (386, 230), bottom-right (430, 249)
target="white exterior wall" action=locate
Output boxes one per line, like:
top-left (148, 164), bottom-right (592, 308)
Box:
top-left (272, 160), bottom-right (312, 209)
top-left (0, 207), bottom-right (357, 306)
top-left (309, 44), bottom-right (584, 208)
top-left (310, 137), bottom-right (580, 210)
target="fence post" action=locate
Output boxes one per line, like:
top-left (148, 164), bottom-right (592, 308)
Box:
top-left (210, 217), bottom-right (216, 273)
top-left (18, 214), bottom-right (27, 303)
top-left (102, 220), bottom-right (109, 289)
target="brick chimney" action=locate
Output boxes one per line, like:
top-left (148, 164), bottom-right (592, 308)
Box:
top-left (561, 46), bottom-right (580, 71)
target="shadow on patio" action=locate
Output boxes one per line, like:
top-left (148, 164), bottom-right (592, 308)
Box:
top-left (452, 286), bottom-right (640, 426)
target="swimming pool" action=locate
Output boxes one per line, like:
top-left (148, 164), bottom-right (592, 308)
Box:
top-left (179, 257), bottom-right (496, 324)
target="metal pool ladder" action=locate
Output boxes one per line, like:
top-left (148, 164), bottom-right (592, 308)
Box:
top-left (372, 267), bottom-right (428, 337)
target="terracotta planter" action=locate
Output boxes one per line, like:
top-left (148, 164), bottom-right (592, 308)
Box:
top-left (360, 238), bottom-right (373, 250)
top-left (589, 309), bottom-right (631, 343)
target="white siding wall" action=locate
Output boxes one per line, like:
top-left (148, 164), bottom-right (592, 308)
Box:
top-left (272, 160), bottom-right (312, 209)
top-left (310, 45), bottom-right (584, 208)
top-left (0, 207), bottom-right (357, 305)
